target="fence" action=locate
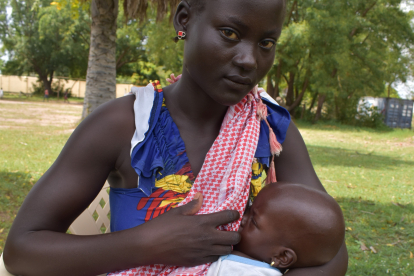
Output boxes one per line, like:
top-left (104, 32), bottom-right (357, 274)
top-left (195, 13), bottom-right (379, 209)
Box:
top-left (0, 75), bottom-right (135, 98)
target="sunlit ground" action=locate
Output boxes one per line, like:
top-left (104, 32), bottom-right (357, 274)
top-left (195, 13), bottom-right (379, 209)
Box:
top-left (0, 99), bottom-right (413, 275)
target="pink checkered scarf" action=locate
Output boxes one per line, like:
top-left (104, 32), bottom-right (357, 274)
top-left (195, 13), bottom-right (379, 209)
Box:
top-left (109, 80), bottom-right (265, 276)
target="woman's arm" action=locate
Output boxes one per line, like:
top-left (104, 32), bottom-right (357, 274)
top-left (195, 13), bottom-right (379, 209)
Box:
top-left (274, 122), bottom-right (348, 276)
top-left (3, 97), bottom-right (240, 276)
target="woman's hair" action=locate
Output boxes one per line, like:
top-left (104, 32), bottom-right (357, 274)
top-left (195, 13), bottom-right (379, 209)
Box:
top-left (188, 0), bottom-right (286, 14)
top-left (187, 0), bottom-right (206, 14)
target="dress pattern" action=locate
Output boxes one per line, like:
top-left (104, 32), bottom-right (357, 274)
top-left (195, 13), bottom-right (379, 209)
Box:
top-left (108, 85), bottom-right (291, 276)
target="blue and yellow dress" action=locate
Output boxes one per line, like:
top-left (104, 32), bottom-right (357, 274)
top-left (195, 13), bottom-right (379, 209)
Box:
top-left (109, 84), bottom-right (291, 232)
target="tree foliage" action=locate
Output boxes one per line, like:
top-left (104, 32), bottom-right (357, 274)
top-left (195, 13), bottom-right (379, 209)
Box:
top-left (269, 0), bottom-right (414, 123)
top-left (3, 0), bottom-right (413, 126)
top-left (0, 0), bottom-right (90, 93)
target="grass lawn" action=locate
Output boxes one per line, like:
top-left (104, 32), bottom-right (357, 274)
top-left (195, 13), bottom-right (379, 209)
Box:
top-left (2, 91), bottom-right (84, 104)
top-left (0, 99), bottom-right (413, 275)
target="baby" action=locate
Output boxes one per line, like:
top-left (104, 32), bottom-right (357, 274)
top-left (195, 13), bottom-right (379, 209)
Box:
top-left (206, 182), bottom-right (345, 276)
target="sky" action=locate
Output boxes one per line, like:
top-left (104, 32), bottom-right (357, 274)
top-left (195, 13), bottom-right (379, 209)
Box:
top-left (394, 1), bottom-right (414, 99)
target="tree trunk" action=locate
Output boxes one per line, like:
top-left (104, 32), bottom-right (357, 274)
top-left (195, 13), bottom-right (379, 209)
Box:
top-left (40, 74), bottom-right (53, 95)
top-left (387, 83), bottom-right (392, 98)
top-left (287, 75), bottom-right (310, 112)
top-left (285, 72), bottom-right (295, 106)
top-left (301, 103), bottom-right (306, 119)
top-left (334, 96), bottom-right (340, 119)
top-left (82, 0), bottom-right (118, 119)
top-left (308, 92), bottom-right (318, 112)
top-left (266, 74), bottom-right (274, 98)
top-left (273, 62), bottom-right (282, 98)
top-left (314, 93), bottom-right (326, 123)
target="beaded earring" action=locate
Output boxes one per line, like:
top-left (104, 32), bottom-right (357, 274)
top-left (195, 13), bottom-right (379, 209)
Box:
top-left (174, 31), bottom-right (186, 42)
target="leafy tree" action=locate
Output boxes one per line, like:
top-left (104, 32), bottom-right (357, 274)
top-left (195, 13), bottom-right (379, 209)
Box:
top-left (0, 0), bottom-right (90, 94)
top-left (269, 0), bottom-right (414, 123)
top-left (57, 0), bottom-right (179, 118)
top-left (53, 0), bottom-right (414, 125)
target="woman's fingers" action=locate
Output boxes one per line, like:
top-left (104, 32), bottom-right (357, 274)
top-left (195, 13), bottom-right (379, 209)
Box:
top-left (210, 229), bottom-right (241, 246)
top-left (177, 192), bottom-right (203, 216)
top-left (201, 210), bottom-right (241, 227)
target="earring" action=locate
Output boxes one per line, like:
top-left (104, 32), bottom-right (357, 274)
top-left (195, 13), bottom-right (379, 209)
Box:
top-left (270, 261), bottom-right (275, 267)
top-left (177, 31), bottom-right (186, 40)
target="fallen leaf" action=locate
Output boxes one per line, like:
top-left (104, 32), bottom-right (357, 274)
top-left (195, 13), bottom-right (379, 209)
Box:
top-left (370, 246), bottom-right (377, 254)
top-left (346, 227), bottom-right (352, 231)
top-left (410, 251), bottom-right (413, 259)
top-left (360, 243), bottom-right (369, 251)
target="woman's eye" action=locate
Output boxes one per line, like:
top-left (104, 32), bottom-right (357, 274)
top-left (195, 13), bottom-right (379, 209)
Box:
top-left (259, 40), bottom-right (275, 49)
top-left (220, 29), bottom-right (239, 40)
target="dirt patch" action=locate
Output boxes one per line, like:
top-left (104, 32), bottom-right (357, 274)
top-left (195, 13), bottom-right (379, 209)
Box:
top-left (0, 101), bottom-right (82, 128)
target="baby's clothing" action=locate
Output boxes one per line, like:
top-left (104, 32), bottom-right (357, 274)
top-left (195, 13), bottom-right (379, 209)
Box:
top-left (206, 255), bottom-right (282, 276)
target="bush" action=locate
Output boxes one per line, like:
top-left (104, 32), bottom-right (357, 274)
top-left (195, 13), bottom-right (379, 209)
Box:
top-left (354, 100), bottom-right (388, 129)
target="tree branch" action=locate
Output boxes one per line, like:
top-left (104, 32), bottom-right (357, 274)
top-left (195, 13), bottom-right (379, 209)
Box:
top-left (349, 2), bottom-right (377, 38)
top-left (286, 1), bottom-right (297, 26)
top-left (287, 74), bottom-right (310, 112)
top-left (116, 58), bottom-right (139, 69)
top-left (362, 2), bottom-right (377, 17)
top-left (116, 46), bottom-right (131, 67)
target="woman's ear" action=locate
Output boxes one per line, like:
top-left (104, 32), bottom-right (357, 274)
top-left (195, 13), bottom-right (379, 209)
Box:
top-left (271, 248), bottom-right (297, 269)
top-left (173, 1), bottom-right (191, 34)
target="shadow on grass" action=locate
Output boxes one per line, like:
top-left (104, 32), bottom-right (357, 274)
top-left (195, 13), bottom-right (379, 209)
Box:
top-left (307, 145), bottom-right (414, 169)
top-left (295, 119), bottom-right (399, 134)
top-left (337, 197), bottom-right (414, 275)
top-left (0, 171), bottom-right (35, 252)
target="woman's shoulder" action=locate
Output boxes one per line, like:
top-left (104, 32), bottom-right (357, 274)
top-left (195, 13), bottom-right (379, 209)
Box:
top-left (87, 95), bottom-right (135, 126)
top-left (71, 95), bottom-right (136, 152)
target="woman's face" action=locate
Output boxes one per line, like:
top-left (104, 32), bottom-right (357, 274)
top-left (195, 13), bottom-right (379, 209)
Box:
top-left (183, 0), bottom-right (285, 106)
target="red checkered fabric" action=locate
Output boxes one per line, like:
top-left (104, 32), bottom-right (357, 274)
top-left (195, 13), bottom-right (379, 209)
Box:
top-left (109, 88), bottom-right (261, 276)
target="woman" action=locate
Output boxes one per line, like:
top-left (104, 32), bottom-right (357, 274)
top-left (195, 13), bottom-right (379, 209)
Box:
top-left (4, 0), bottom-right (348, 275)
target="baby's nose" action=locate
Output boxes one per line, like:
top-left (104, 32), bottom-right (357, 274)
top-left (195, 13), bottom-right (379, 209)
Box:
top-left (240, 211), bottom-right (249, 227)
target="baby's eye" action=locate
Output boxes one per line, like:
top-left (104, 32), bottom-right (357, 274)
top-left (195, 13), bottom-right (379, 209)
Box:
top-left (220, 29), bottom-right (239, 41)
top-left (259, 40), bottom-right (275, 50)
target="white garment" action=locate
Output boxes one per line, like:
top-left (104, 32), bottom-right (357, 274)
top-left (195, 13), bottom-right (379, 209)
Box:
top-left (0, 89), bottom-right (3, 98)
top-left (206, 255), bottom-right (283, 276)
top-left (129, 84), bottom-right (156, 155)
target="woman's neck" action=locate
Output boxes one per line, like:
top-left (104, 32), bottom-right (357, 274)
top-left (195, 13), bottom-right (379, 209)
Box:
top-left (162, 71), bottom-right (228, 128)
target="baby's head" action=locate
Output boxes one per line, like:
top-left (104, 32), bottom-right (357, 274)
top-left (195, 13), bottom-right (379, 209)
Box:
top-left (234, 182), bottom-right (345, 269)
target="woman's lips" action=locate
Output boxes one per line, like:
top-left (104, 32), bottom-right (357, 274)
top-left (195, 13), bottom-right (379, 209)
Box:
top-left (224, 75), bottom-right (253, 86)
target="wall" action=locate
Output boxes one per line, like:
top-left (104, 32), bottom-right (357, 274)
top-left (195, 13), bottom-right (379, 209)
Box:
top-left (0, 75), bottom-right (136, 98)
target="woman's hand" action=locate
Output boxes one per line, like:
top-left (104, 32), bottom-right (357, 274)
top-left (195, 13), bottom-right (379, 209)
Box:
top-left (3, 97), bottom-right (240, 276)
top-left (137, 192), bottom-right (241, 266)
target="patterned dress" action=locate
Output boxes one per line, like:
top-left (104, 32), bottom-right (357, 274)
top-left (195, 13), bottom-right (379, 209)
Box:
top-left (109, 85), bottom-right (291, 232)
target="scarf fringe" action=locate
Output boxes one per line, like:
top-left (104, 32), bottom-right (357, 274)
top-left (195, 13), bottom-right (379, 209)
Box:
top-left (254, 88), bottom-right (282, 184)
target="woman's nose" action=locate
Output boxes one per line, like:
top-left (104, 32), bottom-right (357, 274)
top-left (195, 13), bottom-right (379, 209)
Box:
top-left (232, 44), bottom-right (257, 71)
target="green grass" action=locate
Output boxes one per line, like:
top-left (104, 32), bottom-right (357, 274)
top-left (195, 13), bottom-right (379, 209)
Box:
top-left (2, 92), bottom-right (84, 104)
top-left (0, 101), bottom-right (413, 275)
top-left (296, 120), bottom-right (414, 276)
top-left (0, 100), bottom-right (81, 252)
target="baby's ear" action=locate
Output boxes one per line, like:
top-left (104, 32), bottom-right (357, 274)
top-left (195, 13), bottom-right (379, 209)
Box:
top-left (271, 248), bottom-right (297, 269)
